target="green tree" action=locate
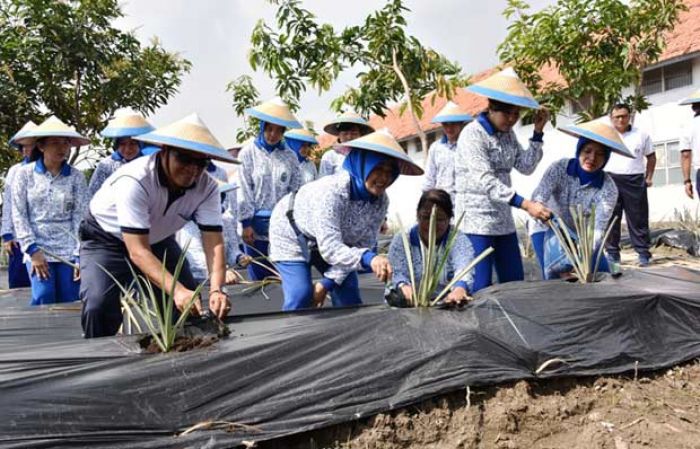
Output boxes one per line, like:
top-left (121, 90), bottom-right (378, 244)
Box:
top-left (498, 0), bottom-right (687, 122)
top-left (0, 0), bottom-right (191, 171)
top-left (229, 0), bottom-right (468, 153)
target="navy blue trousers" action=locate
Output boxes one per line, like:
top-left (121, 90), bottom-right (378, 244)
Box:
top-left (7, 244), bottom-right (30, 288)
top-left (244, 240), bottom-right (278, 281)
top-left (467, 233), bottom-right (524, 293)
top-left (532, 231), bottom-right (610, 279)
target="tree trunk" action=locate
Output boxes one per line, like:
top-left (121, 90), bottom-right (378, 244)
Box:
top-left (391, 49), bottom-right (428, 155)
top-left (69, 70), bottom-right (82, 165)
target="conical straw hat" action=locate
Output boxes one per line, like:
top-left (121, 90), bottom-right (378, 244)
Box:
top-left (9, 121), bottom-right (38, 148)
top-left (679, 88), bottom-right (700, 105)
top-left (323, 111), bottom-right (375, 136)
top-left (26, 116), bottom-right (90, 146)
top-left (466, 68), bottom-right (540, 109)
top-left (558, 119), bottom-right (633, 158)
top-left (133, 113), bottom-right (237, 163)
top-left (431, 101), bottom-right (473, 124)
top-left (340, 128), bottom-right (423, 176)
top-left (101, 113), bottom-right (155, 138)
top-left (284, 128), bottom-right (318, 145)
top-left (245, 97), bottom-right (301, 129)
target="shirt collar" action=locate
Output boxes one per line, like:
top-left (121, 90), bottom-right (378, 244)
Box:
top-left (476, 112), bottom-right (496, 136)
top-left (439, 135), bottom-right (457, 150)
top-left (34, 157), bottom-right (71, 176)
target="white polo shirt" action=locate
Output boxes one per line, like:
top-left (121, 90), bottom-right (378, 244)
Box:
top-left (90, 154), bottom-right (222, 244)
top-left (605, 126), bottom-right (654, 175)
top-left (680, 115), bottom-right (700, 168)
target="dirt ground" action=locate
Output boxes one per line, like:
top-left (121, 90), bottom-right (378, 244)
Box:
top-left (262, 246), bottom-right (700, 449)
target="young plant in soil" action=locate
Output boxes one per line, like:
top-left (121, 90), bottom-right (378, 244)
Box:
top-left (99, 240), bottom-right (205, 352)
top-left (547, 204), bottom-right (617, 284)
top-left (397, 206), bottom-right (494, 307)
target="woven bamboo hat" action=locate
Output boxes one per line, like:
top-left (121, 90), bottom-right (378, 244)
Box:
top-left (245, 97), bottom-right (301, 129)
top-left (679, 88), bottom-right (700, 105)
top-left (101, 113), bottom-right (155, 138)
top-left (559, 119), bottom-right (633, 158)
top-left (323, 111), bottom-right (375, 136)
top-left (284, 128), bottom-right (318, 145)
top-left (431, 101), bottom-right (473, 124)
top-left (25, 116), bottom-right (90, 146)
top-left (133, 113), bottom-right (237, 163)
top-left (9, 121), bottom-right (38, 149)
top-left (466, 68), bottom-right (540, 109)
top-left (340, 128), bottom-right (423, 176)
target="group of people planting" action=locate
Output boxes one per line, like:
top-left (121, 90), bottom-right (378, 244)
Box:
top-left (3, 68), bottom-right (700, 338)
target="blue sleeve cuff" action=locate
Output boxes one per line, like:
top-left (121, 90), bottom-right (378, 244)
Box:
top-left (453, 281), bottom-right (469, 292)
top-left (26, 243), bottom-right (39, 256)
top-left (361, 250), bottom-right (377, 270)
top-left (2, 233), bottom-right (14, 242)
top-left (241, 218), bottom-right (253, 228)
top-left (532, 131), bottom-right (544, 142)
top-left (509, 193), bottom-right (525, 208)
top-left (319, 277), bottom-right (336, 292)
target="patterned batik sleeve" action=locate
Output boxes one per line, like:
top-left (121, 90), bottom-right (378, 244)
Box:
top-left (513, 136), bottom-right (544, 175)
top-left (288, 154), bottom-right (303, 193)
top-left (222, 212), bottom-right (242, 267)
top-left (593, 177), bottom-right (619, 247)
top-left (531, 160), bottom-right (564, 205)
top-left (71, 170), bottom-right (89, 258)
top-left (387, 232), bottom-right (412, 287)
top-left (315, 196), bottom-right (379, 285)
top-left (236, 146), bottom-right (256, 224)
top-left (10, 168), bottom-right (36, 254)
top-left (1, 164), bottom-right (19, 241)
top-left (87, 161), bottom-right (110, 198)
top-left (422, 143), bottom-right (438, 191)
top-left (460, 127), bottom-right (516, 204)
top-left (449, 231), bottom-right (476, 292)
top-left (318, 151), bottom-right (335, 177)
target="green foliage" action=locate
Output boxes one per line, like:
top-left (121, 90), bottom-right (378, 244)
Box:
top-left (0, 0), bottom-right (191, 171)
top-left (498, 0), bottom-right (687, 122)
top-left (226, 75), bottom-right (260, 142)
top-left (100, 241), bottom-right (204, 353)
top-left (229, 0), bottom-right (468, 140)
top-left (547, 205), bottom-right (616, 283)
top-left (397, 207), bottom-right (493, 307)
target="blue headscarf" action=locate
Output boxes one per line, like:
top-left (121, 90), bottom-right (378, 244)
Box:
top-left (255, 121), bottom-right (286, 153)
top-left (566, 137), bottom-right (611, 189)
top-left (111, 137), bottom-right (145, 161)
top-left (286, 137), bottom-right (307, 163)
top-left (342, 149), bottom-right (399, 202)
top-left (439, 134), bottom-right (457, 150)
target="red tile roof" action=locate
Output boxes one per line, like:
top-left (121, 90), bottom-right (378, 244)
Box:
top-left (318, 0), bottom-right (700, 147)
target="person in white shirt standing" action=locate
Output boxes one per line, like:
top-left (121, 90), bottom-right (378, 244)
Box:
top-left (604, 103), bottom-right (656, 267)
top-left (680, 89), bottom-right (700, 200)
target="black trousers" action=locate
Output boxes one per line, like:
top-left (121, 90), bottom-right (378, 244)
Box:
top-left (79, 215), bottom-right (196, 338)
top-left (605, 173), bottom-right (651, 259)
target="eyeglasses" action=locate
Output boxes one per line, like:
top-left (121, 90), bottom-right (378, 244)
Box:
top-left (611, 114), bottom-right (630, 120)
top-left (418, 213), bottom-right (449, 225)
top-left (172, 149), bottom-right (210, 168)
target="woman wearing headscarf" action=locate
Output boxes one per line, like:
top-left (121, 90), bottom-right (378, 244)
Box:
top-left (284, 128), bottom-right (319, 185)
top-left (423, 102), bottom-right (473, 201)
top-left (269, 129), bottom-right (423, 311)
top-left (2, 121), bottom-right (39, 289)
top-left (88, 113), bottom-right (155, 197)
top-left (238, 97), bottom-right (303, 281)
top-left (529, 120), bottom-right (629, 279)
top-left (455, 68), bottom-right (551, 292)
top-left (12, 116), bottom-right (89, 305)
top-left (319, 112), bottom-right (374, 177)
top-left (387, 188), bottom-right (475, 305)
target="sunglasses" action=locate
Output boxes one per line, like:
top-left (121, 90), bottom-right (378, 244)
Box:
top-left (171, 149), bottom-right (211, 168)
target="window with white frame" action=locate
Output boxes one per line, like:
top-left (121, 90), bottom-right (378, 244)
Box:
top-left (652, 140), bottom-right (683, 186)
top-left (641, 60), bottom-right (693, 96)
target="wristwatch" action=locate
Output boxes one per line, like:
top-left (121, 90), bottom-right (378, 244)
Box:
top-left (685, 179), bottom-right (693, 185)
top-left (209, 288), bottom-right (228, 297)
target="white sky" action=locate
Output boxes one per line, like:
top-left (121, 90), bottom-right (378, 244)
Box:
top-left (115, 0), bottom-right (553, 146)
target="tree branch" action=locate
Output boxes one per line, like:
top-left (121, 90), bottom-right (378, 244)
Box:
top-left (392, 48), bottom-right (427, 155)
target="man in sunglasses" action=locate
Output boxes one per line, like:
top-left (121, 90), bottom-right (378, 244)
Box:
top-left (79, 114), bottom-right (239, 338)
